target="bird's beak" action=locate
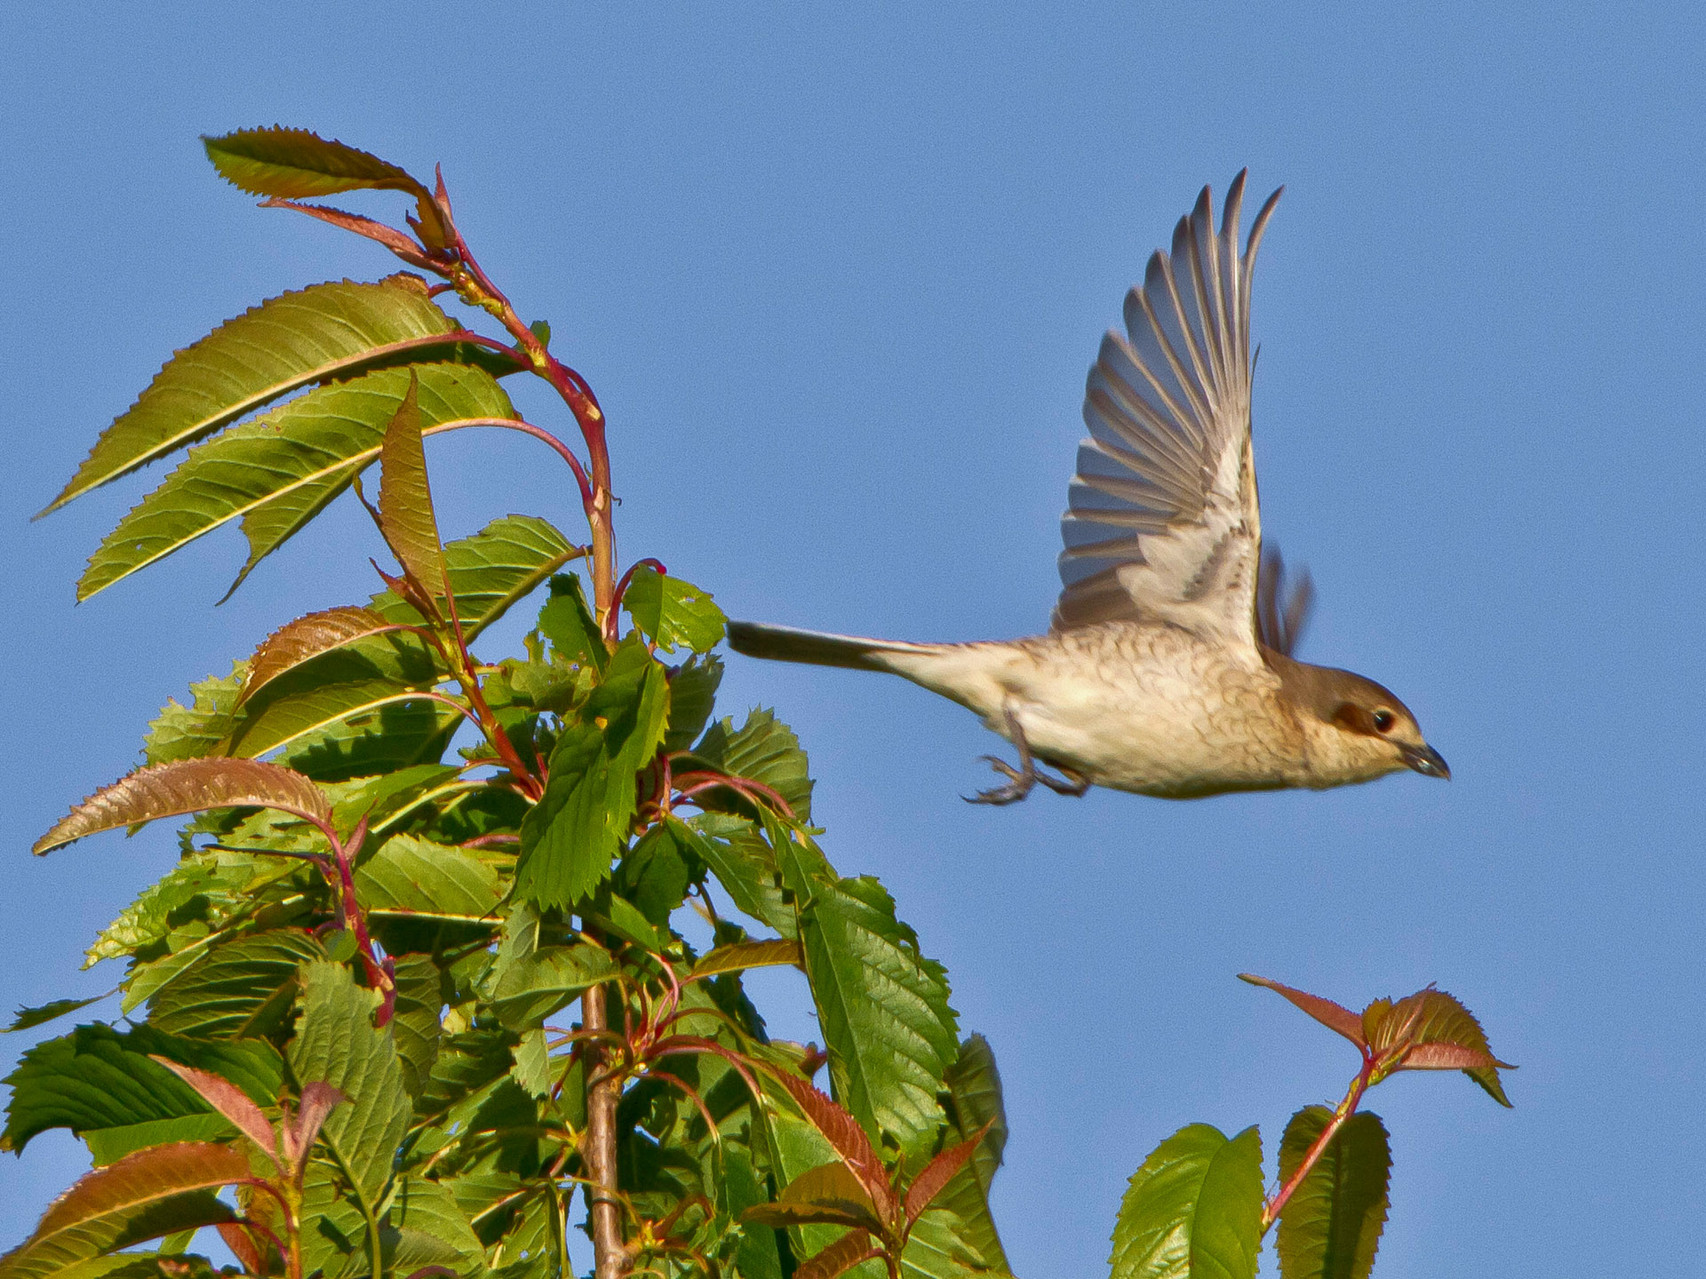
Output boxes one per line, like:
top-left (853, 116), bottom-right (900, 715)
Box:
top-left (1401, 743), bottom-right (1450, 780)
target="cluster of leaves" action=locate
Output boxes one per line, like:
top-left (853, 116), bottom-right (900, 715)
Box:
top-left (4, 128), bottom-right (1512, 1279)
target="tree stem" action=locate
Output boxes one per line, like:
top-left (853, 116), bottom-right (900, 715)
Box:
top-left (580, 983), bottom-right (627, 1279)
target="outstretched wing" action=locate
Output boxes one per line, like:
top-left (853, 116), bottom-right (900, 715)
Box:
top-left (1053, 172), bottom-right (1282, 646)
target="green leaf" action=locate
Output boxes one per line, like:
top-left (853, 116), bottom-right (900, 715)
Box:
top-left (784, 832), bottom-right (958, 1163)
top-left (2, 999), bottom-right (107, 1035)
top-left (516, 641), bottom-right (669, 909)
top-left (613, 823), bottom-right (699, 929)
top-left (662, 653), bottom-right (722, 753)
top-left (623, 567), bottom-right (726, 654)
top-left (0, 1143), bottom-right (246, 1279)
top-left (694, 708), bottom-right (814, 821)
top-left (689, 939), bottom-right (803, 980)
top-left (80, 362), bottom-right (517, 601)
top-left (2, 1023), bottom-right (281, 1157)
top-left (679, 814), bottom-right (795, 937)
top-left (377, 372), bottom-right (448, 603)
top-left (241, 607), bottom-right (406, 705)
top-left (1275, 1108), bottom-right (1391, 1279)
top-left (390, 955), bottom-right (445, 1099)
top-left (537, 572), bottom-right (605, 671)
top-left (483, 931), bottom-right (617, 1032)
top-left (386, 1176), bottom-right (487, 1270)
top-left (373, 515), bottom-right (581, 643)
top-left (1109, 1124), bottom-right (1263, 1279)
top-left (355, 834), bottom-right (504, 922)
top-left (142, 667), bottom-right (243, 766)
top-left (289, 961), bottom-right (410, 1230)
top-left (928, 1036), bottom-right (1009, 1271)
top-left (47, 276), bottom-right (473, 517)
top-left (204, 128), bottom-right (429, 200)
top-left (900, 1207), bottom-right (1009, 1279)
top-left (34, 758), bottom-right (331, 855)
top-left (148, 929), bottom-right (325, 1038)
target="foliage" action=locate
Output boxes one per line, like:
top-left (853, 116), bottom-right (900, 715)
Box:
top-left (7, 128), bottom-right (1512, 1279)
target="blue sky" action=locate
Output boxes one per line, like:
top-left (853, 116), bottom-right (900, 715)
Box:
top-left (4, 4), bottom-right (1704, 1275)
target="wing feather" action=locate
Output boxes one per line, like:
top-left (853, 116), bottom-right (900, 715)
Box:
top-left (1053, 173), bottom-right (1285, 644)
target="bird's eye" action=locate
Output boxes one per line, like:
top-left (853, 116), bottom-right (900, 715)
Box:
top-left (1372, 710), bottom-right (1395, 733)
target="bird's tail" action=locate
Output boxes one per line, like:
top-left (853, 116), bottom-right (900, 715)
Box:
top-left (725, 621), bottom-right (939, 673)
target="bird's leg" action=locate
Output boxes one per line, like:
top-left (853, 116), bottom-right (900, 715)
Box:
top-left (1034, 763), bottom-right (1090, 797)
top-left (966, 707), bottom-right (1087, 804)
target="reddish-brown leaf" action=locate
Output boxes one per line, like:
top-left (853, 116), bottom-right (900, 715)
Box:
top-left (903, 1120), bottom-right (995, 1227)
top-left (149, 1057), bottom-right (277, 1166)
top-left (241, 606), bottom-right (406, 704)
top-left (377, 375), bottom-right (448, 608)
top-left (257, 200), bottom-right (433, 267)
top-left (792, 1230), bottom-right (880, 1279)
top-left (21, 1141), bottom-right (249, 1250)
top-left (742, 1203), bottom-right (876, 1231)
top-left (765, 1068), bottom-right (896, 1219)
top-left (1364, 987), bottom-right (1514, 1105)
top-left (280, 1082), bottom-right (346, 1168)
top-left (1239, 973), bottom-right (1366, 1046)
top-left (217, 1222), bottom-right (275, 1276)
top-left (34, 758), bottom-right (332, 854)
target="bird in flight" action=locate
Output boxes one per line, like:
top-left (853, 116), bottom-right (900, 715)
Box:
top-left (728, 172), bottom-right (1448, 803)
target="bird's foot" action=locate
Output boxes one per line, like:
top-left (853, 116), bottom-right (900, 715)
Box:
top-left (965, 755), bottom-right (1035, 805)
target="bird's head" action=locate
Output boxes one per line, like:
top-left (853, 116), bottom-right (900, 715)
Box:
top-left (1265, 652), bottom-right (1449, 785)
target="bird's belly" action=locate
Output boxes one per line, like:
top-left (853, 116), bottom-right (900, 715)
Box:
top-left (990, 648), bottom-right (1299, 798)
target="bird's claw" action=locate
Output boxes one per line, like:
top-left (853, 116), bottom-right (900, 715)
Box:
top-left (965, 755), bottom-right (1034, 805)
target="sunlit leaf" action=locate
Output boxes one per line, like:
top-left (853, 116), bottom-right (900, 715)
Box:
top-left (1363, 988), bottom-right (1513, 1105)
top-left (355, 834), bottom-right (504, 923)
top-left (141, 667), bottom-right (243, 766)
top-left (372, 515), bottom-right (580, 643)
top-left (377, 373), bottom-right (448, 605)
top-left (289, 961), bottom-right (410, 1245)
top-left (1276, 1108), bottom-right (1390, 1279)
top-left (241, 607), bottom-right (404, 705)
top-left (47, 276), bottom-right (474, 517)
top-left (34, 758), bottom-right (331, 854)
top-left (662, 653), bottom-right (722, 753)
top-left (516, 641), bottom-right (669, 909)
top-left (147, 930), bottom-right (325, 1039)
top-left (389, 956), bottom-right (446, 1099)
top-left (694, 708), bottom-right (814, 821)
top-left (792, 1229), bottom-right (879, 1279)
top-left (80, 363), bottom-right (516, 602)
top-left (537, 572), bottom-right (605, 671)
top-left (0, 1143), bottom-right (246, 1279)
top-left (1109, 1124), bottom-right (1263, 1279)
top-left (147, 1058), bottom-right (277, 1164)
top-left (690, 939), bottom-right (803, 980)
top-left (623, 567), bottom-right (726, 654)
top-left (204, 128), bottom-right (429, 200)
top-left (779, 823), bottom-right (958, 1164)
top-left (928, 1035), bottom-right (1009, 1270)
top-left (763, 1069), bottom-right (894, 1219)
top-left (1239, 974), bottom-right (1365, 1047)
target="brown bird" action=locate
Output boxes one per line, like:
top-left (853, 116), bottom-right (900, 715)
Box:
top-left (727, 173), bottom-right (1448, 803)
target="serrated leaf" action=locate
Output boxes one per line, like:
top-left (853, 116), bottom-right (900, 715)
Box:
top-left (204, 128), bottom-right (429, 200)
top-left (613, 823), bottom-right (698, 928)
top-left (1, 1023), bottom-right (281, 1157)
top-left (142, 667), bottom-right (243, 766)
top-left (48, 276), bottom-right (474, 517)
top-left (241, 607), bottom-right (404, 705)
top-left (354, 834), bottom-right (504, 922)
top-left (764, 1070), bottom-right (893, 1219)
top-left (786, 847), bottom-right (959, 1164)
top-left (289, 961), bottom-right (410, 1218)
top-left (679, 814), bottom-right (795, 937)
top-left (1276, 1108), bottom-right (1390, 1279)
top-left (386, 1177), bottom-right (486, 1267)
top-left (662, 653), bottom-right (722, 753)
top-left (1239, 974), bottom-right (1365, 1047)
top-left (623, 567), bottom-right (726, 654)
top-left (694, 708), bottom-right (814, 821)
top-left (484, 942), bottom-right (618, 1031)
top-left (34, 759), bottom-right (331, 855)
top-left (148, 930), bottom-right (325, 1038)
top-left (147, 1058), bottom-right (277, 1164)
top-left (928, 1036), bottom-right (1009, 1271)
top-left (0, 1143), bottom-right (246, 1279)
top-left (690, 939), bottom-right (803, 980)
top-left (378, 373), bottom-right (448, 605)
top-left (905, 1122), bottom-right (992, 1227)
top-left (1109, 1124), bottom-right (1263, 1279)
top-left (388, 955), bottom-right (445, 1099)
top-left (81, 362), bottom-right (516, 602)
top-left (1363, 988), bottom-right (1513, 1105)
top-left (516, 641), bottom-right (669, 909)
